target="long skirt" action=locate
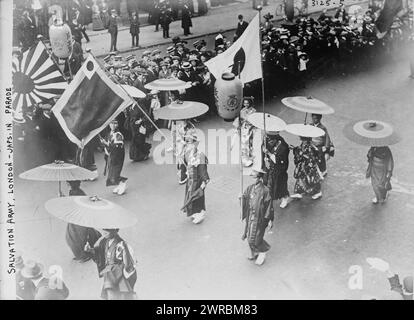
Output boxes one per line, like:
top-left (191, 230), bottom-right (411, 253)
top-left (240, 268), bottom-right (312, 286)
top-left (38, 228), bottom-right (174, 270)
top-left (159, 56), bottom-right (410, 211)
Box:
top-left (247, 218), bottom-right (270, 254)
top-left (129, 133), bottom-right (151, 161)
top-left (264, 167), bottom-right (289, 200)
top-left (66, 224), bottom-right (101, 259)
top-left (106, 147), bottom-right (127, 186)
top-left (371, 163), bottom-right (391, 201)
top-left (101, 268), bottom-right (137, 300)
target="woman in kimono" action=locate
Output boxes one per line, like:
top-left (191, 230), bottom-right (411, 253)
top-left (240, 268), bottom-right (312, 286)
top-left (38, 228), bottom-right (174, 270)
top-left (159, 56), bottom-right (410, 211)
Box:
top-left (175, 120), bottom-right (195, 184)
top-left (126, 105), bottom-right (151, 162)
top-left (291, 137), bottom-right (323, 200)
top-left (241, 167), bottom-right (274, 266)
top-left (100, 120), bottom-right (128, 195)
top-left (366, 146), bottom-right (394, 204)
top-left (233, 97), bottom-right (256, 167)
top-left (65, 181), bottom-right (101, 262)
top-left (85, 229), bottom-right (137, 300)
top-left (181, 131), bottom-right (209, 224)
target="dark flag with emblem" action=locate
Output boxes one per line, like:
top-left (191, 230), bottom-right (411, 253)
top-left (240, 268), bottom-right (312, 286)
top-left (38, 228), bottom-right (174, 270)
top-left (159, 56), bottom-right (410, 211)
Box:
top-left (375, 0), bottom-right (403, 34)
top-left (52, 55), bottom-right (133, 148)
top-left (12, 42), bottom-right (68, 122)
top-left (205, 13), bottom-right (261, 84)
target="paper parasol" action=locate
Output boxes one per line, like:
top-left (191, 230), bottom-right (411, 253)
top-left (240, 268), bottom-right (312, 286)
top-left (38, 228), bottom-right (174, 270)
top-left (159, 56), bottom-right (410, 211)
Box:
top-left (281, 96), bottom-right (334, 115)
top-left (285, 124), bottom-right (325, 138)
top-left (247, 112), bottom-right (287, 134)
top-left (144, 78), bottom-right (192, 91)
top-left (343, 120), bottom-right (401, 146)
top-left (19, 161), bottom-right (96, 197)
top-left (45, 196), bottom-right (138, 229)
top-left (19, 161), bottom-right (96, 181)
top-left (120, 85), bottom-right (146, 98)
top-left (153, 100), bottom-right (209, 120)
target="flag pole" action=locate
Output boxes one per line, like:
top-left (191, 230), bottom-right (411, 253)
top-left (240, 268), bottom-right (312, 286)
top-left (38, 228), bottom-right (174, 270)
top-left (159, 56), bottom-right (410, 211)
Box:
top-left (86, 49), bottom-right (167, 140)
top-left (238, 61), bottom-right (243, 221)
top-left (256, 5), bottom-right (266, 166)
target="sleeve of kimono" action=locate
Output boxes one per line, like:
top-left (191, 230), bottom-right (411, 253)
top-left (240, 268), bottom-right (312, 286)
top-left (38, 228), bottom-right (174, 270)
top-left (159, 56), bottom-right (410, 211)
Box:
top-left (198, 155), bottom-right (210, 183)
top-left (116, 241), bottom-right (136, 278)
top-left (114, 132), bottom-right (124, 144)
top-left (387, 150), bottom-right (394, 176)
top-left (324, 128), bottom-right (331, 149)
top-left (263, 189), bottom-right (274, 222)
top-left (241, 185), bottom-right (251, 221)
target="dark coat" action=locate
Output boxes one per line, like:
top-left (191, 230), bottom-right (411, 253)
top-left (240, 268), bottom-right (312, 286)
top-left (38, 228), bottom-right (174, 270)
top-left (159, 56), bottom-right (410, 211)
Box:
top-left (181, 5), bottom-right (192, 29)
top-left (130, 16), bottom-right (140, 34)
top-left (263, 136), bottom-right (290, 200)
top-left (107, 15), bottom-right (118, 34)
top-left (235, 20), bottom-right (248, 39)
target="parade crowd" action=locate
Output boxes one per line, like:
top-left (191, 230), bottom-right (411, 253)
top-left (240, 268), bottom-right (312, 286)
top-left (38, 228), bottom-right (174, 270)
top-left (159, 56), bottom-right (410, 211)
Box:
top-left (12, 1), bottom-right (413, 300)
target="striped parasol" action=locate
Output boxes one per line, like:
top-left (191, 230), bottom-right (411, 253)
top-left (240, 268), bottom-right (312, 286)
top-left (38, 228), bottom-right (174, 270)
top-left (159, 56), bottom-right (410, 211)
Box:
top-left (12, 42), bottom-right (68, 121)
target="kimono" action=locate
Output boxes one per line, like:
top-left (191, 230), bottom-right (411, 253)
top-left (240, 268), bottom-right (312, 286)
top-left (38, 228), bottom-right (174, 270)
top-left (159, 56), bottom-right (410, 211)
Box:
top-left (183, 150), bottom-right (209, 217)
top-left (66, 188), bottom-right (102, 260)
top-left (293, 141), bottom-right (323, 195)
top-left (75, 136), bottom-right (98, 172)
top-left (233, 106), bottom-right (256, 167)
top-left (366, 147), bottom-right (394, 201)
top-left (91, 234), bottom-right (137, 300)
top-left (263, 135), bottom-right (290, 200)
top-left (242, 181), bottom-right (274, 254)
top-left (126, 106), bottom-right (151, 162)
top-left (312, 122), bottom-right (334, 173)
top-left (104, 130), bottom-right (127, 186)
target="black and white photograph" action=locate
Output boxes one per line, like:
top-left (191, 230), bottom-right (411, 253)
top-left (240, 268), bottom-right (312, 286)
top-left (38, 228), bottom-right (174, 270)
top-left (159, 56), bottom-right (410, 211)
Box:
top-left (0, 0), bottom-right (413, 305)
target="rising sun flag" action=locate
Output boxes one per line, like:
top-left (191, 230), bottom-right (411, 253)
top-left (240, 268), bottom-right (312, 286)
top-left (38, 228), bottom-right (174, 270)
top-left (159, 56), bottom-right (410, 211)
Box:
top-left (12, 42), bottom-right (68, 122)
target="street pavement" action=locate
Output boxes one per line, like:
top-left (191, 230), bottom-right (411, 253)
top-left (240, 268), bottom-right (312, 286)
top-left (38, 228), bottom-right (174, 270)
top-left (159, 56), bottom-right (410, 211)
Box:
top-left (82, 0), bottom-right (366, 58)
top-left (13, 40), bottom-right (414, 299)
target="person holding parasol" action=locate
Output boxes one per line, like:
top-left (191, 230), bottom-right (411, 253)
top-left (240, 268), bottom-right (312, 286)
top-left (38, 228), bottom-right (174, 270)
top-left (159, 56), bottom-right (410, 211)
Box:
top-left (85, 228), bottom-right (137, 300)
top-left (286, 124), bottom-right (326, 200)
top-left (344, 120), bottom-right (399, 204)
top-left (181, 130), bottom-right (209, 224)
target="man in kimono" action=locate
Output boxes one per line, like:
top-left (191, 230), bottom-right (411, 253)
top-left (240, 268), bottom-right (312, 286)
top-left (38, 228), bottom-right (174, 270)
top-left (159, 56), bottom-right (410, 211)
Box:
top-left (263, 132), bottom-right (290, 209)
top-left (100, 119), bottom-right (128, 195)
top-left (85, 229), bottom-right (137, 300)
top-left (181, 131), bottom-right (209, 224)
top-left (311, 114), bottom-right (334, 177)
top-left (241, 167), bottom-right (274, 266)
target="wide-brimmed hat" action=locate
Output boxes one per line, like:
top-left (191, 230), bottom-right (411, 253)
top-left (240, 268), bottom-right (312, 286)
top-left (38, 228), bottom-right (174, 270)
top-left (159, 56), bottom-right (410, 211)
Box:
top-left (152, 49), bottom-right (161, 55)
top-left (20, 260), bottom-right (44, 279)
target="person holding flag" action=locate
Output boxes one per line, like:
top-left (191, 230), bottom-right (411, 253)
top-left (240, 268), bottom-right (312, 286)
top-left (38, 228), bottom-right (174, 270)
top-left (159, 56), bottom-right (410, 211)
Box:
top-left (241, 167), bottom-right (274, 266)
top-left (101, 119), bottom-right (128, 195)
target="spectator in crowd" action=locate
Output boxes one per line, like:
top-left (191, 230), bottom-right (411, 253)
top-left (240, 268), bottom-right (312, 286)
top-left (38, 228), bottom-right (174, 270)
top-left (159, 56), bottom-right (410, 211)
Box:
top-left (130, 11), bottom-right (140, 47)
top-left (234, 14), bottom-right (248, 41)
top-left (182, 0), bottom-right (193, 36)
top-left (107, 9), bottom-right (119, 52)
